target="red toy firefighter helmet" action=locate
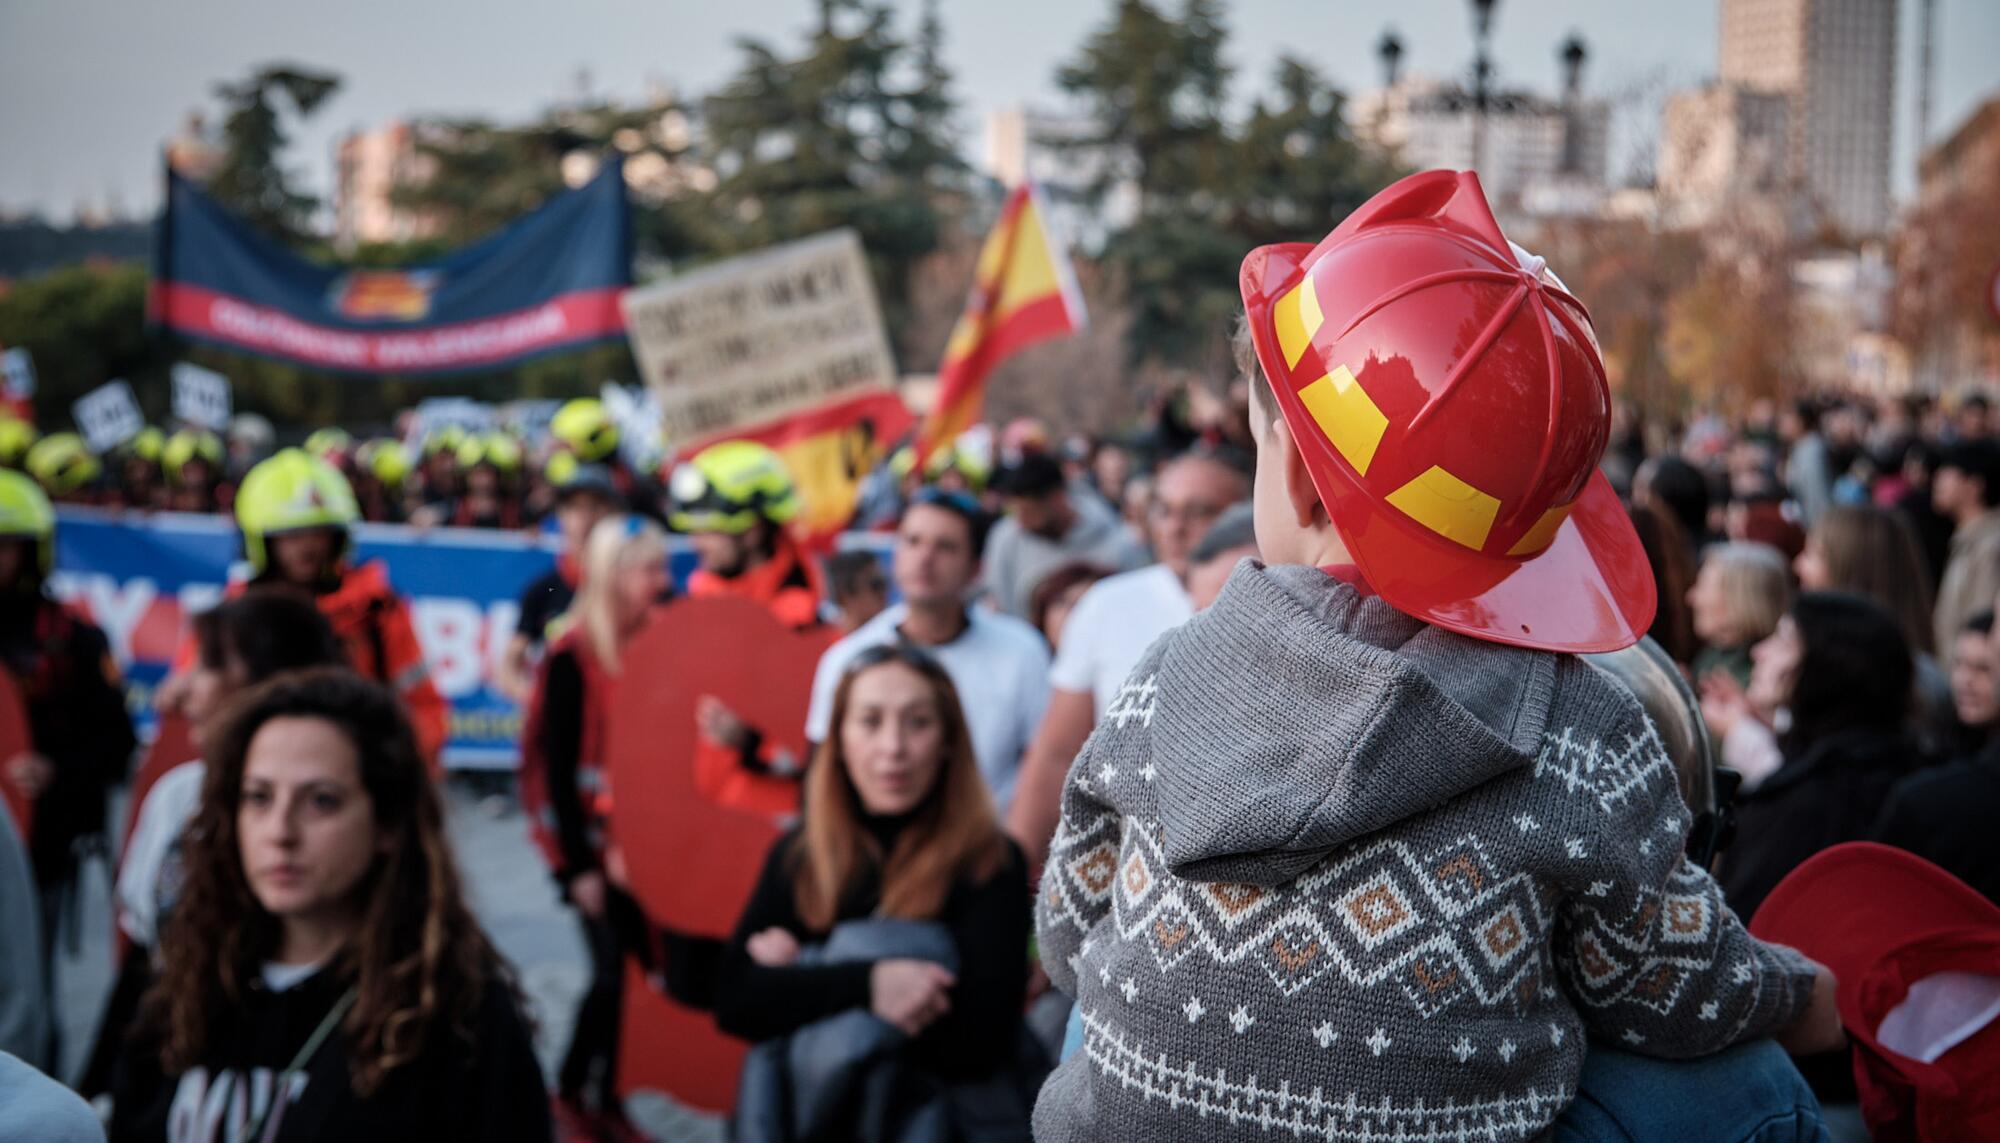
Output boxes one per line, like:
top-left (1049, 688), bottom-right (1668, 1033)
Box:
top-left (1239, 169), bottom-right (1654, 653)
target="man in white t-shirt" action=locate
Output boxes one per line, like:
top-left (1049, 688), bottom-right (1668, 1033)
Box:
top-left (808, 489), bottom-right (1050, 810)
top-left (1006, 449), bottom-right (1252, 864)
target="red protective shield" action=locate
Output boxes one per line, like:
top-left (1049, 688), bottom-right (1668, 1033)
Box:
top-left (606, 595), bottom-right (835, 1111)
top-left (0, 670), bottom-right (31, 840)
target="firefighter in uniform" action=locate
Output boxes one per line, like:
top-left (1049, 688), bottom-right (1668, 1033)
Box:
top-left (157, 448), bottom-right (449, 768)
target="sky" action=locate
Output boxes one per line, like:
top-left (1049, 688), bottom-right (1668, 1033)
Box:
top-left (1, 0), bottom-right (1994, 224)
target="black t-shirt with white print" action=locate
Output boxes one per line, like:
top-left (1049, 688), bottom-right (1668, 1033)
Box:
top-left (109, 960), bottom-right (551, 1143)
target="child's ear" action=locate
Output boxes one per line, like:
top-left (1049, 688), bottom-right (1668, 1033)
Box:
top-left (1271, 414), bottom-right (1320, 528)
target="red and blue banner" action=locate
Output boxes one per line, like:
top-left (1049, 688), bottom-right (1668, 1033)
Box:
top-left (149, 161), bottom-right (631, 374)
top-left (47, 509), bottom-right (891, 767)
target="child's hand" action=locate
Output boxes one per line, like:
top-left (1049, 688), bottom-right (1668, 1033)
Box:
top-left (747, 927), bottom-right (801, 967)
top-left (1775, 961), bottom-right (1846, 1056)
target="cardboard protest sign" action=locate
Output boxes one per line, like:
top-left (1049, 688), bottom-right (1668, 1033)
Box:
top-left (170, 363), bottom-right (232, 430)
top-left (73, 380), bottom-right (145, 453)
top-left (622, 229), bottom-right (897, 445)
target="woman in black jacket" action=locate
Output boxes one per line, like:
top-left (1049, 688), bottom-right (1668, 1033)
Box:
top-left (715, 643), bottom-right (1032, 1139)
top-left (110, 669), bottom-right (549, 1143)
top-left (1715, 592), bottom-right (1922, 920)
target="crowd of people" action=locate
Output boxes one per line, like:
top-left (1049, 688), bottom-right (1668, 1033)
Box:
top-left (2, 168), bottom-right (1997, 1143)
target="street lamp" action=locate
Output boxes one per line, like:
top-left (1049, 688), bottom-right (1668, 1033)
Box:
top-left (1378, 29), bottom-right (1404, 89)
top-left (1468, 0), bottom-right (1499, 174)
top-left (1559, 33), bottom-right (1588, 97)
top-left (1558, 33), bottom-right (1588, 175)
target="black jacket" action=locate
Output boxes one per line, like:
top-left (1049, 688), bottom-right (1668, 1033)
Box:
top-left (715, 823), bottom-right (1032, 1083)
top-left (1871, 745), bottom-right (2000, 906)
top-left (1718, 725), bottom-right (1920, 921)
top-left (109, 963), bottom-right (551, 1143)
top-left (0, 593), bottom-right (135, 885)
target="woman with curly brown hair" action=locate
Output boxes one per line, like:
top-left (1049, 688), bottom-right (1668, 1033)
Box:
top-left (109, 668), bottom-right (549, 1143)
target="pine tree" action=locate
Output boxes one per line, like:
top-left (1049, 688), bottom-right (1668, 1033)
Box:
top-left (699, 0), bottom-right (957, 335)
top-left (204, 65), bottom-right (342, 243)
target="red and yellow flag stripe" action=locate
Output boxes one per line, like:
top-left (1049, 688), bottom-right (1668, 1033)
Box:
top-left (916, 182), bottom-right (1086, 464)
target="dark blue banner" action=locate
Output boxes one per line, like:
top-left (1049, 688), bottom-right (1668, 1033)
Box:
top-left (150, 160), bottom-right (630, 374)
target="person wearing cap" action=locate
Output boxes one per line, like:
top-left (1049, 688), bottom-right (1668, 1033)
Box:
top-left (806, 488), bottom-right (1051, 812)
top-left (0, 470), bottom-right (134, 1064)
top-left (493, 465), bottom-right (623, 705)
top-left (980, 452), bottom-right (1147, 620)
top-left (1033, 171), bottom-right (1842, 1143)
top-left (1930, 439), bottom-right (2000, 656)
top-left (155, 449), bottom-right (450, 768)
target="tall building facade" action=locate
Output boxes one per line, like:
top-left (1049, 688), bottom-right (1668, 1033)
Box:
top-left (1718, 0), bottom-right (1896, 236)
top-left (1658, 85), bottom-right (1791, 228)
top-left (332, 121), bottom-right (441, 251)
top-left (1349, 79), bottom-right (1610, 215)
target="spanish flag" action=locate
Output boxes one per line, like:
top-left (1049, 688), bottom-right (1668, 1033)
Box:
top-left (915, 182), bottom-right (1086, 465)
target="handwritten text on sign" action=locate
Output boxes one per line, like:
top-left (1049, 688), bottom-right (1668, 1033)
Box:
top-left (620, 229), bottom-right (897, 444)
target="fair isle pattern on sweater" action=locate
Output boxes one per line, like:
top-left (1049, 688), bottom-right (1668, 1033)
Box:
top-left (1032, 562), bottom-right (1817, 1143)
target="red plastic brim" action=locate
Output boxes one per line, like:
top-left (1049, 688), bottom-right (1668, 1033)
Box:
top-left (1241, 242), bottom-right (1657, 655)
top-left (1749, 842), bottom-right (2000, 993)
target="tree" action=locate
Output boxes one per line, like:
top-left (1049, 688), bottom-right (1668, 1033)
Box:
top-left (204, 65), bottom-right (342, 243)
top-left (698, 0), bottom-right (962, 333)
top-left (388, 99), bottom-right (709, 268)
top-left (0, 264), bottom-right (161, 423)
top-left (1229, 58), bottom-right (1400, 250)
top-left (1056, 1), bottom-right (1400, 372)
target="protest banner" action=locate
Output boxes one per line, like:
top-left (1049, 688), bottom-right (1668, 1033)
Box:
top-left (621, 229), bottom-right (897, 445)
top-left (72, 380), bottom-right (145, 453)
top-left (169, 362), bottom-right (233, 430)
top-left (152, 161), bottom-right (630, 374)
top-left (48, 508), bottom-right (892, 767)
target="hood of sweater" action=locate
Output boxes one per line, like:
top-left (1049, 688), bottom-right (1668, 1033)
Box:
top-left (1149, 561), bottom-right (1559, 886)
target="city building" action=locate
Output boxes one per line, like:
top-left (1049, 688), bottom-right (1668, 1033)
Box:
top-left (1657, 84), bottom-right (1791, 229)
top-left (332, 120), bottom-right (442, 250)
top-left (164, 112), bottom-right (223, 183)
top-left (1717, 0), bottom-right (1896, 237)
top-left (1348, 77), bottom-right (1610, 217)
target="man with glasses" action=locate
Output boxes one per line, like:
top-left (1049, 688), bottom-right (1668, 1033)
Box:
top-left (1005, 448), bottom-right (1251, 864)
top-left (807, 489), bottom-right (1051, 811)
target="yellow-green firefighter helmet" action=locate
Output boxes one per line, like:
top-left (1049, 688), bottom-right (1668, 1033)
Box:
top-left (667, 440), bottom-right (801, 535)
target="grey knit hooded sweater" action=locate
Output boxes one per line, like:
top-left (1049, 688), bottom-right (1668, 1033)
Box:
top-left (1035, 562), bottom-right (1818, 1142)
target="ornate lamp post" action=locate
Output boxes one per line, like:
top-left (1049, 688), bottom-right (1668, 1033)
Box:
top-left (1469, 0), bottom-right (1498, 173)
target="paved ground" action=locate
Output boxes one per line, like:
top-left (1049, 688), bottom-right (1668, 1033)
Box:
top-left (53, 780), bottom-right (724, 1142)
